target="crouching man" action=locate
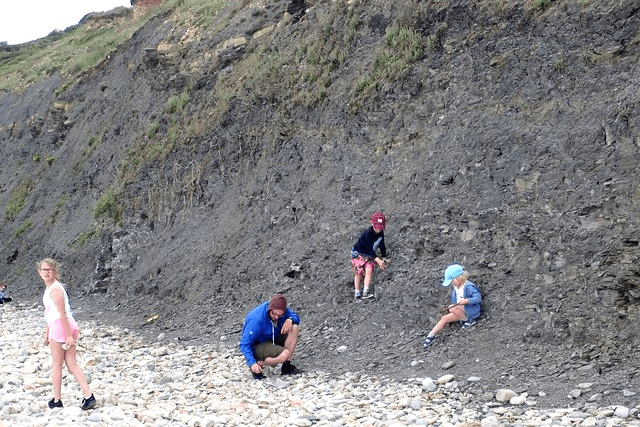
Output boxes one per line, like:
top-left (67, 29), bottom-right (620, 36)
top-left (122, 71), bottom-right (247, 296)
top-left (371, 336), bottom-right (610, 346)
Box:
top-left (239, 294), bottom-right (300, 379)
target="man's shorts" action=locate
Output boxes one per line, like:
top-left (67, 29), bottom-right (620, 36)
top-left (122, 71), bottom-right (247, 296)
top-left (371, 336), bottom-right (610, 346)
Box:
top-left (253, 334), bottom-right (288, 361)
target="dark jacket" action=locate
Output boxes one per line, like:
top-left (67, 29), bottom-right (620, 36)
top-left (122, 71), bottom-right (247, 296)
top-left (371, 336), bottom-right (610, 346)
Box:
top-left (352, 226), bottom-right (386, 259)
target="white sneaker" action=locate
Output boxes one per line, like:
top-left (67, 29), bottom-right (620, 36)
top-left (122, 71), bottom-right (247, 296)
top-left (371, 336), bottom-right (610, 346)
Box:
top-left (362, 290), bottom-right (374, 299)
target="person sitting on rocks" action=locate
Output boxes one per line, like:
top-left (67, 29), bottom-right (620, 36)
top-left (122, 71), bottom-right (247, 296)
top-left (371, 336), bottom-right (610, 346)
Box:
top-left (37, 258), bottom-right (97, 410)
top-left (0, 283), bottom-right (12, 304)
top-left (423, 264), bottom-right (482, 349)
top-left (351, 211), bottom-right (389, 299)
top-left (239, 294), bottom-right (300, 379)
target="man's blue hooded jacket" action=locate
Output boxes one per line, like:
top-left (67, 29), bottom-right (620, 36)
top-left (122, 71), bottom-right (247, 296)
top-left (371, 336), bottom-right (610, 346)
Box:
top-left (239, 300), bottom-right (300, 367)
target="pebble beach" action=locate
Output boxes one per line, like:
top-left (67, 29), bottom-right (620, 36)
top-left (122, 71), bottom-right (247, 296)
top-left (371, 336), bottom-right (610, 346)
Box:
top-left (0, 304), bottom-right (638, 427)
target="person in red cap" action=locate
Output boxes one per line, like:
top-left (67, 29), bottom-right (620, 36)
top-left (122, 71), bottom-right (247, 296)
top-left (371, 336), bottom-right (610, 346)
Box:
top-left (350, 211), bottom-right (389, 299)
top-left (239, 294), bottom-right (301, 379)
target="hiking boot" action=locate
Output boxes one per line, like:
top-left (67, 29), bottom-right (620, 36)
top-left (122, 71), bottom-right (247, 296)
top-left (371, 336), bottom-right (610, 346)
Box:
top-left (81, 394), bottom-right (96, 410)
top-left (281, 361), bottom-right (298, 375)
top-left (423, 336), bottom-right (435, 350)
top-left (48, 398), bottom-right (63, 409)
top-left (252, 371), bottom-right (265, 380)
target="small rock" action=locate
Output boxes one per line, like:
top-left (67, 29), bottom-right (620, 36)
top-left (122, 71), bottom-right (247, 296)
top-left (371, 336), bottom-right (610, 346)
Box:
top-left (421, 378), bottom-right (437, 392)
top-left (495, 389), bottom-right (517, 402)
top-left (437, 374), bottom-right (455, 384)
top-left (151, 347), bottom-right (168, 356)
top-left (409, 398), bottom-right (421, 410)
top-left (510, 395), bottom-right (526, 405)
top-left (568, 389), bottom-right (582, 398)
top-left (441, 360), bottom-right (456, 369)
top-left (614, 406), bottom-right (630, 418)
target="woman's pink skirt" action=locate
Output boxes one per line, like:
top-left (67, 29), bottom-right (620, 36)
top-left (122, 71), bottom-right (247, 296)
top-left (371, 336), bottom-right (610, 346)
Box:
top-left (48, 318), bottom-right (79, 342)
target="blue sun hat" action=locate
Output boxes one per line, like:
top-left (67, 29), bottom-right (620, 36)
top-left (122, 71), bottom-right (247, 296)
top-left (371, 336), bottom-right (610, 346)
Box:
top-left (442, 264), bottom-right (464, 287)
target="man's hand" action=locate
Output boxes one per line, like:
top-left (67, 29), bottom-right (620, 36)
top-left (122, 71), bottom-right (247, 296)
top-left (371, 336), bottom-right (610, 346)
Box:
top-left (281, 318), bottom-right (294, 334)
top-left (251, 363), bottom-right (263, 374)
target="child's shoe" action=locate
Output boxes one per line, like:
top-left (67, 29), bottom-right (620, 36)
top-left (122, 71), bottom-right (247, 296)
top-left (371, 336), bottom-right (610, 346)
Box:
top-left (423, 336), bottom-right (435, 350)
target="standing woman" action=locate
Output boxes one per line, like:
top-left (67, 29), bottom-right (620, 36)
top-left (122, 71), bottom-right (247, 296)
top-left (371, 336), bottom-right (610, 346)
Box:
top-left (38, 258), bottom-right (96, 410)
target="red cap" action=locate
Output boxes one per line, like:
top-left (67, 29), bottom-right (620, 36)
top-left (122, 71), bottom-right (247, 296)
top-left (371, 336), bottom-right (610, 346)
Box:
top-left (268, 294), bottom-right (287, 312)
top-left (371, 211), bottom-right (386, 231)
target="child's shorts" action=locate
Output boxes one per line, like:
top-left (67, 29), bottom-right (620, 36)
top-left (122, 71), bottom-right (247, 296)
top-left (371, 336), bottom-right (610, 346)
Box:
top-left (351, 255), bottom-right (375, 277)
top-left (48, 318), bottom-right (80, 342)
top-left (447, 304), bottom-right (468, 321)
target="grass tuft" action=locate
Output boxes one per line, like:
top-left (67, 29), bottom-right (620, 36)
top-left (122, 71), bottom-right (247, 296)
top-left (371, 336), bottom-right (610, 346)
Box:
top-left (14, 221), bottom-right (33, 237)
top-left (74, 228), bottom-right (99, 247)
top-left (94, 188), bottom-right (121, 218)
top-left (5, 179), bottom-right (32, 221)
top-left (166, 91), bottom-right (190, 114)
top-left (147, 122), bottom-right (160, 139)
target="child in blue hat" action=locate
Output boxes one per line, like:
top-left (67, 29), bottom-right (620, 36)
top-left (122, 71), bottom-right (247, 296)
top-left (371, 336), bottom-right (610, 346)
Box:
top-left (423, 264), bottom-right (482, 349)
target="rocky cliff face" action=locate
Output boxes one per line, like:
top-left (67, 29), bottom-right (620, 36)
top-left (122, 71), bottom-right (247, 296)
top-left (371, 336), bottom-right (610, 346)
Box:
top-left (1, 0), bottom-right (639, 407)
